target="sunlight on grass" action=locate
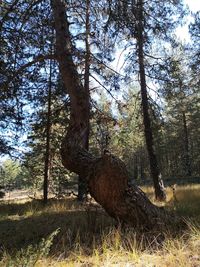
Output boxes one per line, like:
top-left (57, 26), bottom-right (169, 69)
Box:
top-left (0, 184), bottom-right (199, 266)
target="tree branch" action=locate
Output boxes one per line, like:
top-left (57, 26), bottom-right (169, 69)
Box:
top-left (90, 74), bottom-right (121, 105)
top-left (4, 54), bottom-right (56, 86)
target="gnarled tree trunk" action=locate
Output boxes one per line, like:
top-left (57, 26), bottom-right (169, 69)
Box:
top-left (51, 0), bottom-right (172, 230)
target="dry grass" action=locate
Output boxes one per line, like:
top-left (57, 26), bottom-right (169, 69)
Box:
top-left (0, 184), bottom-right (200, 267)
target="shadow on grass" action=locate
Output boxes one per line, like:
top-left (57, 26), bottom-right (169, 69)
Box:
top-left (0, 198), bottom-right (114, 257)
top-left (0, 198), bottom-right (81, 217)
top-left (0, 185), bottom-right (200, 260)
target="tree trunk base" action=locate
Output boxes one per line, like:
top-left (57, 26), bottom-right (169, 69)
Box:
top-left (86, 153), bottom-right (172, 231)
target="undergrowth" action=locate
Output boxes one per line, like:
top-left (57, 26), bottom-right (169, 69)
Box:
top-left (0, 184), bottom-right (199, 266)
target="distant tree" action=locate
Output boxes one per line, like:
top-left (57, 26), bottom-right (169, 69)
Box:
top-left (43, 46), bottom-right (54, 204)
top-left (23, 77), bottom-right (71, 197)
top-left (189, 11), bottom-right (200, 74)
top-left (158, 43), bottom-right (197, 176)
top-left (0, 159), bottom-right (20, 189)
top-left (112, 87), bottom-right (149, 180)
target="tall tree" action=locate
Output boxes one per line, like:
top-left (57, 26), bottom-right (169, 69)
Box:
top-left (106, 0), bottom-right (186, 200)
top-left (0, 0), bottom-right (55, 157)
top-left (189, 11), bottom-right (200, 75)
top-left (77, 0), bottom-right (91, 201)
top-left (135, 0), bottom-right (166, 200)
top-left (158, 44), bottom-right (194, 176)
top-left (51, 0), bottom-right (171, 229)
top-left (43, 56), bottom-right (53, 204)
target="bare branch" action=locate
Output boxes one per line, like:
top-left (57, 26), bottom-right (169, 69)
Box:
top-left (90, 74), bottom-right (121, 105)
top-left (91, 54), bottom-right (125, 77)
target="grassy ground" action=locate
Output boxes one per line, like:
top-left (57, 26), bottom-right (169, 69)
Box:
top-left (0, 184), bottom-right (199, 266)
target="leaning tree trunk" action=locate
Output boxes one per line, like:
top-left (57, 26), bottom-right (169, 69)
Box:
top-left (136, 0), bottom-right (166, 201)
top-left (51, 0), bottom-right (171, 230)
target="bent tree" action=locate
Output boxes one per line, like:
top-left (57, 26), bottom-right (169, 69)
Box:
top-left (51, 0), bottom-right (171, 230)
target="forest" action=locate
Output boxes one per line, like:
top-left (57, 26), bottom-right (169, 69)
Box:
top-left (0, 0), bottom-right (200, 266)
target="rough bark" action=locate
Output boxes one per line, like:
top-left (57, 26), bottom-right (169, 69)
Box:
top-left (136, 0), bottom-right (166, 201)
top-left (51, 0), bottom-right (172, 230)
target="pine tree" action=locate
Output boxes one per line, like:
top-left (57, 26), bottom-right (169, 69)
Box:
top-left (52, 0), bottom-right (173, 229)
top-left (105, 0), bottom-right (186, 200)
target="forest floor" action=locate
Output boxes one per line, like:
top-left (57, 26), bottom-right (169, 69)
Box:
top-left (0, 184), bottom-right (199, 267)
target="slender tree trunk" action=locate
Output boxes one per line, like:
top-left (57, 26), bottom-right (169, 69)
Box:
top-left (133, 154), bottom-right (138, 180)
top-left (182, 111), bottom-right (192, 176)
top-left (78, 0), bottom-right (90, 201)
top-left (140, 155), bottom-right (146, 180)
top-left (43, 57), bottom-right (53, 204)
top-left (136, 0), bottom-right (166, 201)
top-left (51, 0), bottom-right (173, 230)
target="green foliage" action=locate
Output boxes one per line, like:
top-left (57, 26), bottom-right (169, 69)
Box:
top-left (155, 43), bottom-right (200, 177)
top-left (190, 11), bottom-right (200, 73)
top-left (22, 81), bottom-right (72, 194)
top-left (110, 87), bottom-right (149, 180)
top-left (1, 228), bottom-right (60, 267)
top-left (0, 159), bottom-right (31, 190)
top-left (0, 159), bottom-right (20, 189)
